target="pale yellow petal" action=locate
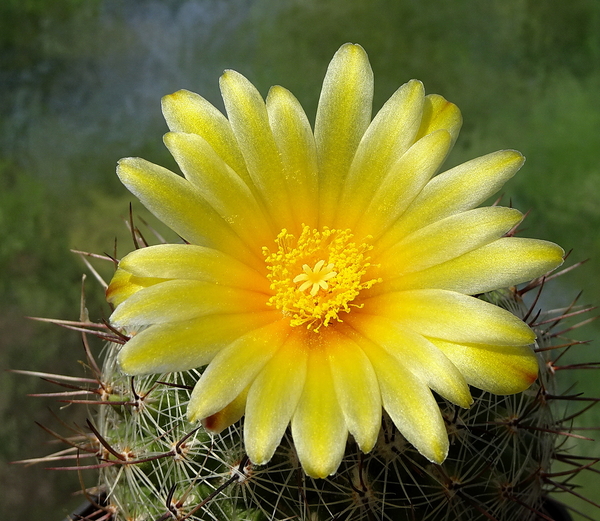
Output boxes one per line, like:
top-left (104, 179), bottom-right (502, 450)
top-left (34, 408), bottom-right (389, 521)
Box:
top-left (315, 43), bottom-right (373, 224)
top-left (291, 346), bottom-right (348, 478)
top-left (220, 70), bottom-right (294, 227)
top-left (345, 315), bottom-right (472, 408)
top-left (117, 311), bottom-right (279, 374)
top-left (392, 237), bottom-right (564, 294)
top-left (335, 79), bottom-right (425, 228)
top-left (326, 330), bottom-right (382, 452)
top-left (377, 150), bottom-right (525, 253)
top-left (161, 89), bottom-right (251, 185)
top-left (353, 333), bottom-right (449, 464)
top-left (414, 94), bottom-right (462, 146)
top-left (244, 331), bottom-right (308, 465)
top-left (356, 129), bottom-right (452, 238)
top-left (266, 85), bottom-right (319, 228)
top-left (117, 158), bottom-right (260, 268)
top-left (363, 289), bottom-right (535, 346)
top-left (378, 207), bottom-right (524, 277)
top-left (164, 131), bottom-right (274, 250)
top-left (430, 338), bottom-right (539, 394)
top-left (110, 280), bottom-right (269, 327)
top-left (106, 268), bottom-right (164, 308)
top-left (118, 244), bottom-right (269, 293)
top-left (202, 387), bottom-right (249, 434)
top-left (188, 320), bottom-right (290, 422)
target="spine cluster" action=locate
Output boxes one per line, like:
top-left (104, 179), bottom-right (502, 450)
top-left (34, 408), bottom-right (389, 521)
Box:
top-left (18, 268), bottom-right (600, 521)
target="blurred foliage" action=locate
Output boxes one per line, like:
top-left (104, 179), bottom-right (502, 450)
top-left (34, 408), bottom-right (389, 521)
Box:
top-left (0, 160), bottom-right (84, 518)
top-left (0, 0), bottom-right (100, 70)
top-left (1, 0), bottom-right (600, 519)
top-left (0, 161), bottom-right (77, 310)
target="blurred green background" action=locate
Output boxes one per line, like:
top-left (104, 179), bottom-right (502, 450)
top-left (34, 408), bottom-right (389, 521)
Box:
top-left (1, 0), bottom-right (600, 519)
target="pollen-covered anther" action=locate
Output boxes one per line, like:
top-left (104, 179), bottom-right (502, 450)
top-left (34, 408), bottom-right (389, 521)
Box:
top-left (264, 225), bottom-right (380, 330)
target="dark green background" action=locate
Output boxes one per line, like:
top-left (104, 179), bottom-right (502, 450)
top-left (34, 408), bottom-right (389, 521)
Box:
top-left (2, 1), bottom-right (600, 519)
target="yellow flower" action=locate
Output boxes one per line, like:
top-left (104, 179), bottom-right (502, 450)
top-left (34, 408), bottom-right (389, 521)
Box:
top-left (107, 43), bottom-right (564, 479)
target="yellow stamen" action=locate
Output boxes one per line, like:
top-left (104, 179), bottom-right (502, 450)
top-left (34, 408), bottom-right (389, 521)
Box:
top-left (263, 225), bottom-right (381, 331)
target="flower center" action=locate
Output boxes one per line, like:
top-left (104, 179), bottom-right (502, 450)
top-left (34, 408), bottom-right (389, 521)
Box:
top-left (263, 225), bottom-right (380, 331)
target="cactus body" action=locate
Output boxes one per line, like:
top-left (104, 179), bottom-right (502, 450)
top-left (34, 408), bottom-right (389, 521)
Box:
top-left (94, 288), bottom-right (565, 521)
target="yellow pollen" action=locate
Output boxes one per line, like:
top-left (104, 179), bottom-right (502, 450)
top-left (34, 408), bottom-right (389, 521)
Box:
top-left (263, 225), bottom-right (381, 331)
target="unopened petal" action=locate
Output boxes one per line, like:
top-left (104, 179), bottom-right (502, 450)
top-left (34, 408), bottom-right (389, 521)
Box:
top-left (202, 387), bottom-right (249, 434)
top-left (106, 268), bottom-right (164, 308)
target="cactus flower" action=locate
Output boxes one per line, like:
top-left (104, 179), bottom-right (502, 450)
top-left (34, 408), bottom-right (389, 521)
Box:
top-left (107, 43), bottom-right (564, 478)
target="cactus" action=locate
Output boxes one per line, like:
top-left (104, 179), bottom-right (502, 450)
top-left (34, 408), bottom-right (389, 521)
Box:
top-left (17, 269), bottom-right (599, 521)
top-left (91, 282), bottom-right (600, 521)
top-left (17, 42), bottom-right (600, 520)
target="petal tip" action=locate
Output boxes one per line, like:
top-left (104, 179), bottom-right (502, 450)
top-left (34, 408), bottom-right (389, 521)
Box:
top-left (117, 347), bottom-right (145, 376)
top-left (427, 438), bottom-right (449, 465)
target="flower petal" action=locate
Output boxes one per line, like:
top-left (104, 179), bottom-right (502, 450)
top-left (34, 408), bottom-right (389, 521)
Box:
top-left (117, 157), bottom-right (259, 268)
top-left (335, 79), bottom-right (425, 227)
top-left (356, 129), bottom-right (453, 238)
top-left (202, 387), bottom-right (249, 434)
top-left (393, 237), bottom-right (565, 294)
top-left (378, 207), bottom-right (524, 277)
top-left (244, 331), bottom-right (308, 465)
top-left (105, 268), bottom-right (164, 307)
top-left (315, 43), bottom-right (373, 224)
top-left (291, 345), bottom-right (348, 478)
top-left (377, 150), bottom-right (525, 253)
top-left (188, 320), bottom-right (290, 422)
top-left (266, 85), bottom-right (319, 228)
top-left (118, 244), bottom-right (269, 293)
top-left (118, 311), bottom-right (278, 374)
top-left (161, 89), bottom-right (251, 185)
top-left (354, 333), bottom-right (449, 464)
top-left (363, 289), bottom-right (535, 346)
top-left (345, 315), bottom-right (472, 408)
top-left (110, 280), bottom-right (269, 327)
top-left (220, 70), bottom-right (294, 227)
top-left (414, 94), bottom-right (462, 146)
top-left (327, 330), bottom-right (382, 452)
top-left (164, 131), bottom-right (274, 250)
top-left (429, 338), bottom-right (539, 394)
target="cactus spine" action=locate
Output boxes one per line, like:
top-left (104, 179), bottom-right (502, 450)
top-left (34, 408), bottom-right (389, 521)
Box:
top-left (41, 280), bottom-right (590, 521)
